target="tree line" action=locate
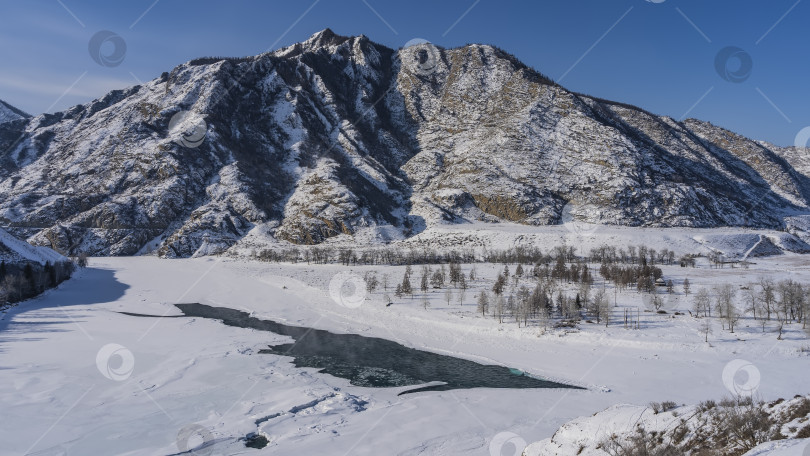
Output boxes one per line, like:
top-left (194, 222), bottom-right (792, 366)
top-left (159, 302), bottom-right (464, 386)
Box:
top-left (251, 242), bottom-right (696, 269)
top-left (0, 259), bottom-right (76, 306)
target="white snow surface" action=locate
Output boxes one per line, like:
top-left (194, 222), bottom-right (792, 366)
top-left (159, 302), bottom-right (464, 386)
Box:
top-left (743, 438), bottom-right (810, 455)
top-left (0, 252), bottom-right (808, 455)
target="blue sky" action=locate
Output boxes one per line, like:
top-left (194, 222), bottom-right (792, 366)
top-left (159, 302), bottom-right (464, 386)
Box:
top-left (0, 0), bottom-right (807, 146)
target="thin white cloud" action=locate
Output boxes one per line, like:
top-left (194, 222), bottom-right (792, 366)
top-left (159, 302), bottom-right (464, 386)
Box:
top-left (0, 72), bottom-right (139, 114)
top-left (0, 73), bottom-right (134, 98)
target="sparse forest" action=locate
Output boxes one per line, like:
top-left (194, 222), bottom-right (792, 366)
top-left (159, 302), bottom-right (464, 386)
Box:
top-left (250, 243), bottom-right (810, 342)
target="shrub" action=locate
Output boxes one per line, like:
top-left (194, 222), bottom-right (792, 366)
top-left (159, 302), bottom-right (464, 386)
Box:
top-left (660, 401), bottom-right (677, 412)
top-left (650, 402), bottom-right (661, 414)
top-left (698, 399), bottom-right (716, 412)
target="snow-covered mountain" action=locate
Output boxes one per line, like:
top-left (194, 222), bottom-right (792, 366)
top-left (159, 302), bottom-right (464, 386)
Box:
top-left (1, 29), bottom-right (809, 257)
top-left (0, 99), bottom-right (29, 125)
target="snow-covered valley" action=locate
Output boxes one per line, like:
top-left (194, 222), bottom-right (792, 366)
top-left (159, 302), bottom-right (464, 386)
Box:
top-left (3, 1), bottom-right (810, 453)
top-left (2, 226), bottom-right (810, 455)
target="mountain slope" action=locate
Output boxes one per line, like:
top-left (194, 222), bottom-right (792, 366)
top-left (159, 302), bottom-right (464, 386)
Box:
top-left (0, 227), bottom-right (66, 265)
top-left (0, 99), bottom-right (29, 125)
top-left (0, 29), bottom-right (808, 257)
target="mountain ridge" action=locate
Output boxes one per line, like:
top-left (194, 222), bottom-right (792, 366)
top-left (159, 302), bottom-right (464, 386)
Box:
top-left (0, 99), bottom-right (30, 125)
top-left (0, 29), bottom-right (808, 257)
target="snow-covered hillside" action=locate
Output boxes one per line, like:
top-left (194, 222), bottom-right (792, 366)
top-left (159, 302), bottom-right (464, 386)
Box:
top-left (525, 396), bottom-right (810, 455)
top-left (0, 226), bottom-right (66, 265)
top-left (1, 29), bottom-right (810, 257)
top-left (0, 99), bottom-right (29, 124)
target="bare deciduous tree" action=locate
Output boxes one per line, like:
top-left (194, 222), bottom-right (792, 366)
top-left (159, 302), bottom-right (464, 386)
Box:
top-left (699, 317), bottom-right (712, 343)
top-left (591, 288), bottom-right (609, 326)
top-left (693, 288), bottom-right (711, 317)
top-left (494, 294), bottom-right (505, 323)
top-left (477, 291), bottom-right (489, 316)
top-left (743, 283), bottom-right (760, 320)
top-left (714, 284), bottom-right (737, 332)
top-left (759, 277), bottom-right (775, 320)
top-left (652, 294), bottom-right (664, 312)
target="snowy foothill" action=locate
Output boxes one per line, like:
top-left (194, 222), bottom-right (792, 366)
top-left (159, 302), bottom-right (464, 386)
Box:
top-left (235, 220), bottom-right (810, 262)
top-left (0, 227), bottom-right (67, 265)
top-left (1, 226), bottom-right (810, 455)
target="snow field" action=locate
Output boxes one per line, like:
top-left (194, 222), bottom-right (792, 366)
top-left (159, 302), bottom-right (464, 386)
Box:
top-left (0, 248), bottom-right (808, 455)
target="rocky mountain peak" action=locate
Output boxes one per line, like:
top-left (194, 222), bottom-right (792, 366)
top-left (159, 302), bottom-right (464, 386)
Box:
top-left (305, 28), bottom-right (346, 47)
top-left (0, 99), bottom-right (30, 125)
